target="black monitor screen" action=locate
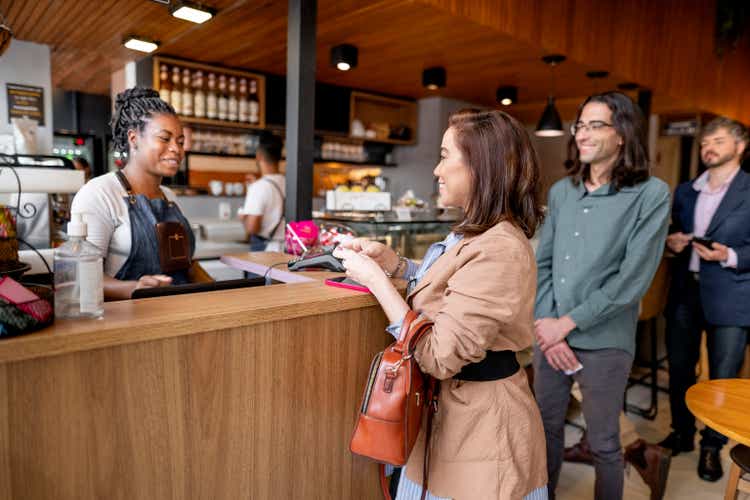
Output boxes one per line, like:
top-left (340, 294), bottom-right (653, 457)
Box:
top-left (131, 277), bottom-right (267, 299)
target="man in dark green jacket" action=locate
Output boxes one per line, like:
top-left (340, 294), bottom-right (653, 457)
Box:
top-left (533, 92), bottom-right (671, 500)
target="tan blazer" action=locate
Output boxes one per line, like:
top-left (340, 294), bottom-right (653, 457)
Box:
top-left (404, 221), bottom-right (548, 500)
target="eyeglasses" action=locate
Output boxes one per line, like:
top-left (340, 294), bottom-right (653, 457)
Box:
top-left (570, 121), bottom-right (614, 135)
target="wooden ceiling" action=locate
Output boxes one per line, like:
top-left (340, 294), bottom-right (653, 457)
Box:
top-left (3, 0), bottom-right (748, 121)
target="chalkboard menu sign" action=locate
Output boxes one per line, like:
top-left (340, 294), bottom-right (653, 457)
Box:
top-left (6, 83), bottom-right (45, 126)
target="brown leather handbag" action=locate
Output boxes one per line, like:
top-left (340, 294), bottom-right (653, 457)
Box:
top-left (350, 310), bottom-right (436, 466)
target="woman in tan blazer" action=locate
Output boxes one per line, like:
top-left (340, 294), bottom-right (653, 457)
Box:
top-left (335, 109), bottom-right (548, 500)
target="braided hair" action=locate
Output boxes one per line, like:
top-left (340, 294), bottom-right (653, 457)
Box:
top-left (111, 87), bottom-right (176, 155)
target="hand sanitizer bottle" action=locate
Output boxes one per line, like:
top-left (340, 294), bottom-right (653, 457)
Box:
top-left (54, 213), bottom-right (104, 319)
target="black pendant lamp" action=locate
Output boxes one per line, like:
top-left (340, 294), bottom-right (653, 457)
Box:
top-left (536, 97), bottom-right (564, 137)
top-left (535, 55), bottom-right (566, 137)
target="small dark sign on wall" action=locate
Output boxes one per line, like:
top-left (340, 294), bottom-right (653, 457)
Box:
top-left (6, 83), bottom-right (45, 126)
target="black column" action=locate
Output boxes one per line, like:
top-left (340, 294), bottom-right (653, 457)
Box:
top-left (637, 89), bottom-right (652, 135)
top-left (285, 0), bottom-right (317, 221)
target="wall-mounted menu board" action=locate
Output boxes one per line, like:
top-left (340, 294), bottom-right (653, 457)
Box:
top-left (152, 56), bottom-right (265, 130)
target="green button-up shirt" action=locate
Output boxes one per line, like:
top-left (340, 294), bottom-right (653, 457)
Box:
top-left (535, 176), bottom-right (671, 356)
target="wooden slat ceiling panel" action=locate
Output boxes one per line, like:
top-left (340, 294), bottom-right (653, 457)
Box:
top-left (3, 0), bottom-right (718, 119)
top-left (422, 0), bottom-right (750, 122)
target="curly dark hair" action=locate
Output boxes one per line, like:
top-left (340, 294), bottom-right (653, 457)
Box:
top-left (111, 87), bottom-right (176, 155)
top-left (448, 108), bottom-right (544, 238)
top-left (567, 91), bottom-right (650, 190)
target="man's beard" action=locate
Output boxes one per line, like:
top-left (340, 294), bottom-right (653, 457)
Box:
top-left (703, 151), bottom-right (735, 168)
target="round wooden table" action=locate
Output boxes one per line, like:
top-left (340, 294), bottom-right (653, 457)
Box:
top-left (687, 379), bottom-right (750, 500)
top-left (686, 379), bottom-right (750, 447)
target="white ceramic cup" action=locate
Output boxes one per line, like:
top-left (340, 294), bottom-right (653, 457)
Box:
top-left (208, 180), bottom-right (224, 196)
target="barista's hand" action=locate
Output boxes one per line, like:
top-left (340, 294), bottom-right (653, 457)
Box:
top-left (337, 238), bottom-right (399, 275)
top-left (334, 247), bottom-right (390, 290)
top-left (543, 341), bottom-right (581, 372)
top-left (666, 232), bottom-right (692, 254)
top-left (134, 274), bottom-right (173, 291)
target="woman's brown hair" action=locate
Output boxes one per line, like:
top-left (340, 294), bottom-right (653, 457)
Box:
top-left (448, 109), bottom-right (544, 238)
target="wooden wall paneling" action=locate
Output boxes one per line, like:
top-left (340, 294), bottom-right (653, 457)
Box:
top-left (0, 365), bottom-right (9, 495)
top-left (654, 136), bottom-right (681, 193)
top-left (0, 309), bottom-right (387, 499)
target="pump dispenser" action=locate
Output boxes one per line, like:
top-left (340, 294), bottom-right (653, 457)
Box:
top-left (54, 213), bottom-right (104, 319)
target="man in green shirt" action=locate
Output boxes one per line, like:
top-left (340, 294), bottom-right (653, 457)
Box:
top-left (533, 92), bottom-right (671, 500)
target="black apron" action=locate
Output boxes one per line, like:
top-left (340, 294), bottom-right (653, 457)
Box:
top-left (113, 171), bottom-right (195, 285)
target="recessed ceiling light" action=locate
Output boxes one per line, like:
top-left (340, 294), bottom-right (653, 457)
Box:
top-left (170, 1), bottom-right (215, 24)
top-left (123, 36), bottom-right (159, 53)
top-left (496, 86), bottom-right (518, 106)
top-left (422, 67), bottom-right (446, 90)
top-left (331, 44), bottom-right (358, 71)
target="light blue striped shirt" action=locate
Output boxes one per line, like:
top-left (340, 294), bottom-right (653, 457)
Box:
top-left (385, 232), bottom-right (463, 338)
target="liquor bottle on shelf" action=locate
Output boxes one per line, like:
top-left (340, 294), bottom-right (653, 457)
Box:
top-left (238, 78), bottom-right (249, 123)
top-left (248, 79), bottom-right (259, 125)
top-left (193, 71), bottom-right (206, 118)
top-left (181, 68), bottom-right (193, 117)
top-left (158, 64), bottom-right (171, 104)
top-left (170, 66), bottom-right (182, 115)
top-left (217, 74), bottom-right (228, 121)
top-left (228, 76), bottom-right (238, 121)
top-left (206, 73), bottom-right (217, 119)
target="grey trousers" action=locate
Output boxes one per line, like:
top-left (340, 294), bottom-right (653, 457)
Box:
top-left (533, 346), bottom-right (633, 500)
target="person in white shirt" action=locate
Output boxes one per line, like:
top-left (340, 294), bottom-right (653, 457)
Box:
top-left (72, 87), bottom-right (202, 300)
top-left (238, 133), bottom-right (285, 252)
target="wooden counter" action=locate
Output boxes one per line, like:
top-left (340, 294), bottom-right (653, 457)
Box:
top-left (0, 253), bottom-right (395, 499)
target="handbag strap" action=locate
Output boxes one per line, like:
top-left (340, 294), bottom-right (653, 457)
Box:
top-left (395, 310), bottom-right (433, 355)
top-left (395, 309), bottom-right (437, 500)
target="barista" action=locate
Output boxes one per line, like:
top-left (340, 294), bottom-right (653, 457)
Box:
top-left (71, 87), bottom-right (206, 300)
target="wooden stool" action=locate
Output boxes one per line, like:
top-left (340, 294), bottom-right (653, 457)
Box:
top-left (726, 444), bottom-right (750, 500)
top-left (625, 258), bottom-right (671, 419)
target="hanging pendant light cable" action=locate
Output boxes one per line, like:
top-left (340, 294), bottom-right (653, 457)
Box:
top-left (535, 55), bottom-right (566, 137)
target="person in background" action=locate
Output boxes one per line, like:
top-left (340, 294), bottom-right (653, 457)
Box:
top-left (72, 156), bottom-right (92, 182)
top-left (659, 117), bottom-right (750, 482)
top-left (533, 92), bottom-right (671, 500)
top-left (238, 132), bottom-right (285, 251)
top-left (335, 109), bottom-right (549, 499)
top-left (72, 87), bottom-right (207, 300)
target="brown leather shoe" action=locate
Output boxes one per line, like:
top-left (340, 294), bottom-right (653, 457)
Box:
top-left (563, 434), bottom-right (594, 466)
top-left (624, 439), bottom-right (672, 500)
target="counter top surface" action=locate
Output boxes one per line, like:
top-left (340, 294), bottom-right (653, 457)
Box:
top-left (0, 252), bottom-right (399, 364)
top-left (315, 211), bottom-right (458, 224)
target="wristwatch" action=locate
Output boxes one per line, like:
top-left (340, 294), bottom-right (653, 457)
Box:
top-left (384, 254), bottom-right (407, 278)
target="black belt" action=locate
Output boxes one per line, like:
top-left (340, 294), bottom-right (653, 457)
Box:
top-left (454, 350), bottom-right (519, 381)
top-left (690, 272), bottom-right (700, 282)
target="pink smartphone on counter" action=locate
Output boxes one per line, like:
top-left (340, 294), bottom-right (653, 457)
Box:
top-left (324, 276), bottom-right (371, 293)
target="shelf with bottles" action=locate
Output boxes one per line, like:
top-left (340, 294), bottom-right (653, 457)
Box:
top-left (153, 56), bottom-right (265, 129)
top-left (349, 91), bottom-right (417, 145)
top-left (186, 150), bottom-right (395, 168)
top-left (183, 127), bottom-right (397, 167)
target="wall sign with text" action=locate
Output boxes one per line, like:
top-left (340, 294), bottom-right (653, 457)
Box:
top-left (6, 83), bottom-right (45, 126)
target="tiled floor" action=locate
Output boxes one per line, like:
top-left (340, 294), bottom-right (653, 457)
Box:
top-left (555, 369), bottom-right (746, 500)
